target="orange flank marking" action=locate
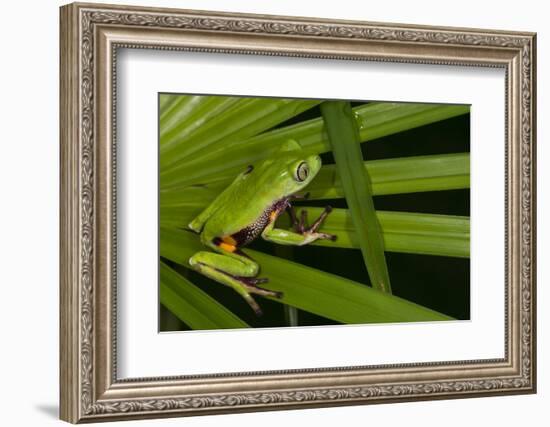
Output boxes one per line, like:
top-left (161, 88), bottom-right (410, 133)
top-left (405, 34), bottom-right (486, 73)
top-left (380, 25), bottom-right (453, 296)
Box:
top-left (222, 235), bottom-right (237, 246)
top-left (269, 211), bottom-right (278, 221)
top-left (219, 242), bottom-right (237, 253)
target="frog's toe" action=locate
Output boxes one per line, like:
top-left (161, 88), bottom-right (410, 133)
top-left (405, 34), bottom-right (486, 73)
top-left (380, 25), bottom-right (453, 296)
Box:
top-left (260, 288), bottom-right (283, 299)
top-left (239, 276), bottom-right (269, 286)
top-left (251, 277), bottom-right (270, 285)
top-left (319, 232), bottom-right (337, 241)
top-left (272, 290), bottom-right (284, 299)
top-left (247, 282), bottom-right (283, 300)
top-left (252, 305), bottom-right (263, 317)
top-left (243, 295), bottom-right (263, 317)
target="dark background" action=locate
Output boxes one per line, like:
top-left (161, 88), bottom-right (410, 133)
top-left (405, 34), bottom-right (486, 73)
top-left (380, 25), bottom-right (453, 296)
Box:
top-left (161, 102), bottom-right (470, 331)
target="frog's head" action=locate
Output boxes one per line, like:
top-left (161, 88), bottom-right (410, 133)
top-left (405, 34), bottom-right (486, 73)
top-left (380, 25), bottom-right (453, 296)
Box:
top-left (261, 139), bottom-right (322, 197)
top-left (282, 153), bottom-right (322, 194)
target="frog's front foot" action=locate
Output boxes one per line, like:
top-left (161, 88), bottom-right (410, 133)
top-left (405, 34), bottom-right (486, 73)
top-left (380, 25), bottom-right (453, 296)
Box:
top-left (290, 205), bottom-right (337, 241)
top-left (308, 230), bottom-right (337, 241)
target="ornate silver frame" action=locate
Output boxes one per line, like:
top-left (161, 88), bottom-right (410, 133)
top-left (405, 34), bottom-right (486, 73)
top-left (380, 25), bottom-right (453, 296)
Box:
top-left (60, 2), bottom-right (536, 423)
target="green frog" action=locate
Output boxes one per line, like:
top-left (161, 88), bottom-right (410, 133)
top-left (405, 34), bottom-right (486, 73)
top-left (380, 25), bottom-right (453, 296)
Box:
top-left (187, 140), bottom-right (335, 315)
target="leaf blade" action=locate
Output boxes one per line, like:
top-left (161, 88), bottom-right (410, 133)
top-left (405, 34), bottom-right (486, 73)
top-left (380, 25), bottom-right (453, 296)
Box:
top-left (160, 228), bottom-right (453, 324)
top-left (280, 208), bottom-right (470, 258)
top-left (160, 102), bottom-right (470, 188)
top-left (307, 152), bottom-right (470, 199)
top-left (160, 261), bottom-right (250, 330)
top-left (322, 100), bottom-right (391, 293)
top-left (160, 96), bottom-right (321, 172)
top-left (159, 203), bottom-right (470, 258)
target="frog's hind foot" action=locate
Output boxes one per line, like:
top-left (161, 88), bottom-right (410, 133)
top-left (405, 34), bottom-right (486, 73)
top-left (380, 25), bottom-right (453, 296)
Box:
top-left (238, 277), bottom-right (283, 300)
top-left (239, 276), bottom-right (269, 286)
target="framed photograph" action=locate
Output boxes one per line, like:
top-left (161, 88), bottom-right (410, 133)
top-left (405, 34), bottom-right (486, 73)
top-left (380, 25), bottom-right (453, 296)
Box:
top-left (60, 2), bottom-right (536, 423)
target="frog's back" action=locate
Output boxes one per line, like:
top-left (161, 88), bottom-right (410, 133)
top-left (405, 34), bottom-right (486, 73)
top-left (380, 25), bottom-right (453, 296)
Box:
top-left (202, 177), bottom-right (280, 243)
top-left (190, 155), bottom-right (296, 243)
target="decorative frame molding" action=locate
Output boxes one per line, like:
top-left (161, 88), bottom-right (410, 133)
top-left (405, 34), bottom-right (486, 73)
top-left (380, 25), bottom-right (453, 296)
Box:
top-left (60, 2), bottom-right (536, 423)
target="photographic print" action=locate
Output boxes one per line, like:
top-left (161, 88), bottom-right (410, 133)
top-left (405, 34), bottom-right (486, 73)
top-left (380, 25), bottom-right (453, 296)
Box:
top-left (158, 95), bottom-right (470, 331)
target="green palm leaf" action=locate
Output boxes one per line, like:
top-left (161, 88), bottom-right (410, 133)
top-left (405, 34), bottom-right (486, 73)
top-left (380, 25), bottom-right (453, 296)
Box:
top-left (160, 228), bottom-right (452, 323)
top-left (160, 261), bottom-right (249, 329)
top-left (281, 208), bottom-right (470, 258)
top-left (159, 152), bottom-right (470, 206)
top-left (160, 101), bottom-right (469, 188)
top-left (160, 97), bottom-right (320, 172)
top-left (321, 100), bottom-right (391, 293)
top-left (157, 95), bottom-right (470, 329)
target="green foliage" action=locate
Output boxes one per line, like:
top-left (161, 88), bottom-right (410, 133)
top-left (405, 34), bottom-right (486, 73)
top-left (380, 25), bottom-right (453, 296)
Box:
top-left (278, 208), bottom-right (470, 258)
top-left (158, 94), bottom-right (470, 329)
top-left (160, 100), bottom-right (469, 189)
top-left (160, 261), bottom-right (249, 329)
top-left (321, 100), bottom-right (391, 293)
top-left (161, 229), bottom-right (452, 323)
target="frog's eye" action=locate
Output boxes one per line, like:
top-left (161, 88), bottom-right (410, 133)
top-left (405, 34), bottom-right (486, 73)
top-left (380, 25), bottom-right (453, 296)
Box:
top-left (295, 161), bottom-right (309, 182)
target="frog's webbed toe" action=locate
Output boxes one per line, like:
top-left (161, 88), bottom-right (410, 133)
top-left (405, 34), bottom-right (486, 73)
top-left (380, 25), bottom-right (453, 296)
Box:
top-left (307, 205), bottom-right (332, 232)
top-left (188, 251), bottom-right (283, 316)
top-left (239, 276), bottom-right (269, 286)
top-left (288, 205), bottom-right (337, 241)
top-left (312, 231), bottom-right (337, 241)
top-left (239, 276), bottom-right (283, 300)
